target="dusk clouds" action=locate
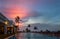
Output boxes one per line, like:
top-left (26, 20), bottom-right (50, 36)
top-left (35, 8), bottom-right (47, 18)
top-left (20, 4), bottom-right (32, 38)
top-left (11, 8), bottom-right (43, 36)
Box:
top-left (0, 0), bottom-right (60, 24)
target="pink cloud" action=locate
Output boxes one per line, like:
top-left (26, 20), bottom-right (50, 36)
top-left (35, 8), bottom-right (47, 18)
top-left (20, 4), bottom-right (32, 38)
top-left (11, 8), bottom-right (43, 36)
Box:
top-left (2, 5), bottom-right (31, 20)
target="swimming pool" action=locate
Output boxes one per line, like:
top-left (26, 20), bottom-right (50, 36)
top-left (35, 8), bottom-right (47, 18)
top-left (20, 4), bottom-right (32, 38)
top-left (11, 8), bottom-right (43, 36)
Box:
top-left (9, 33), bottom-right (60, 39)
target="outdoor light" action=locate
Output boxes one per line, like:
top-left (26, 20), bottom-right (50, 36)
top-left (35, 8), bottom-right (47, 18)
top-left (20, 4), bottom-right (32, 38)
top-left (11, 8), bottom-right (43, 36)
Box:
top-left (4, 21), bottom-right (8, 25)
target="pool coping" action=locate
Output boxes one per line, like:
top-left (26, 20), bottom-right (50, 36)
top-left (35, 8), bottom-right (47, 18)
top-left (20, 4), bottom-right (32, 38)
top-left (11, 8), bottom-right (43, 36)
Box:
top-left (4, 34), bottom-right (16, 39)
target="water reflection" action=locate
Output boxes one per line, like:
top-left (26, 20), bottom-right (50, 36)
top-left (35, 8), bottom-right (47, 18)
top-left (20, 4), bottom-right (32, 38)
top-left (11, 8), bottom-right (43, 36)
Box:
top-left (9, 33), bottom-right (60, 39)
top-left (25, 33), bottom-right (31, 39)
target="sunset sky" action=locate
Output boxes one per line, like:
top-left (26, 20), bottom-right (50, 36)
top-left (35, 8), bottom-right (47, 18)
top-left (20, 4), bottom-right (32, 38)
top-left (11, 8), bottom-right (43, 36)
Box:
top-left (0, 0), bottom-right (60, 25)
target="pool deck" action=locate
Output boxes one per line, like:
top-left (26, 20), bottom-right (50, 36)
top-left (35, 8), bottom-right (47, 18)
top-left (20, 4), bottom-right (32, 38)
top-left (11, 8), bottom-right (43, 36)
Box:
top-left (0, 33), bottom-right (15, 39)
top-left (4, 34), bottom-right (15, 39)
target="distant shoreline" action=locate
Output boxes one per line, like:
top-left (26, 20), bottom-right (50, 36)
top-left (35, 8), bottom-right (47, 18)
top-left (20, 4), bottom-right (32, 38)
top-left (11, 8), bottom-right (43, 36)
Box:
top-left (39, 32), bottom-right (60, 37)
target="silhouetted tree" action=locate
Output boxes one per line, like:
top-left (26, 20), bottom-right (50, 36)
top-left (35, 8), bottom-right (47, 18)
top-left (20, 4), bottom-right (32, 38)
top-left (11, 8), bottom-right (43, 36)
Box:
top-left (46, 30), bottom-right (50, 33)
top-left (28, 24), bottom-right (31, 27)
top-left (34, 26), bottom-right (38, 30)
top-left (15, 16), bottom-right (20, 23)
top-left (15, 16), bottom-right (20, 30)
top-left (57, 31), bottom-right (60, 33)
top-left (57, 31), bottom-right (60, 32)
top-left (40, 30), bottom-right (43, 32)
top-left (26, 28), bottom-right (30, 32)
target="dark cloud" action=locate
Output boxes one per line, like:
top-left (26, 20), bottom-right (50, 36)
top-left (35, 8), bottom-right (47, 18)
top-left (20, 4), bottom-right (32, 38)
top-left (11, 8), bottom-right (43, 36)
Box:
top-left (28, 11), bottom-right (42, 18)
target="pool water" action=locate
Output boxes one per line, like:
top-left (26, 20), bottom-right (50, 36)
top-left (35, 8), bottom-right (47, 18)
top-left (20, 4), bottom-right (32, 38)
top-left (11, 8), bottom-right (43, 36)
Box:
top-left (9, 33), bottom-right (60, 39)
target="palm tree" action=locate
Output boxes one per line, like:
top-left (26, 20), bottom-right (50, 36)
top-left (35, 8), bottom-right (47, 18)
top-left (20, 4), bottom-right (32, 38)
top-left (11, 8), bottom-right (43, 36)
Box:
top-left (15, 16), bottom-right (20, 30)
top-left (15, 16), bottom-right (20, 23)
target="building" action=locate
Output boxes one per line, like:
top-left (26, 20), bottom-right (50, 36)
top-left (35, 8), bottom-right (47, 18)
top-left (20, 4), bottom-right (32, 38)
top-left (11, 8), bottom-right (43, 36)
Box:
top-left (0, 13), bottom-right (10, 34)
top-left (0, 13), bottom-right (16, 34)
top-left (7, 20), bottom-right (14, 34)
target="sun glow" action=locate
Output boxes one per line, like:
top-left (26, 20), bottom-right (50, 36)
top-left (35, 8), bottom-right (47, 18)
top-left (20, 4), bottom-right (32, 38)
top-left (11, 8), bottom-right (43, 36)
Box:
top-left (5, 6), bottom-right (30, 19)
top-left (3, 6), bottom-right (31, 26)
top-left (15, 22), bottom-right (24, 27)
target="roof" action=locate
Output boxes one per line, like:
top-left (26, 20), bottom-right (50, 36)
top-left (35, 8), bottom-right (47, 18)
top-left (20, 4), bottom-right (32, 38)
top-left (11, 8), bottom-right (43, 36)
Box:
top-left (0, 12), bottom-right (9, 21)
